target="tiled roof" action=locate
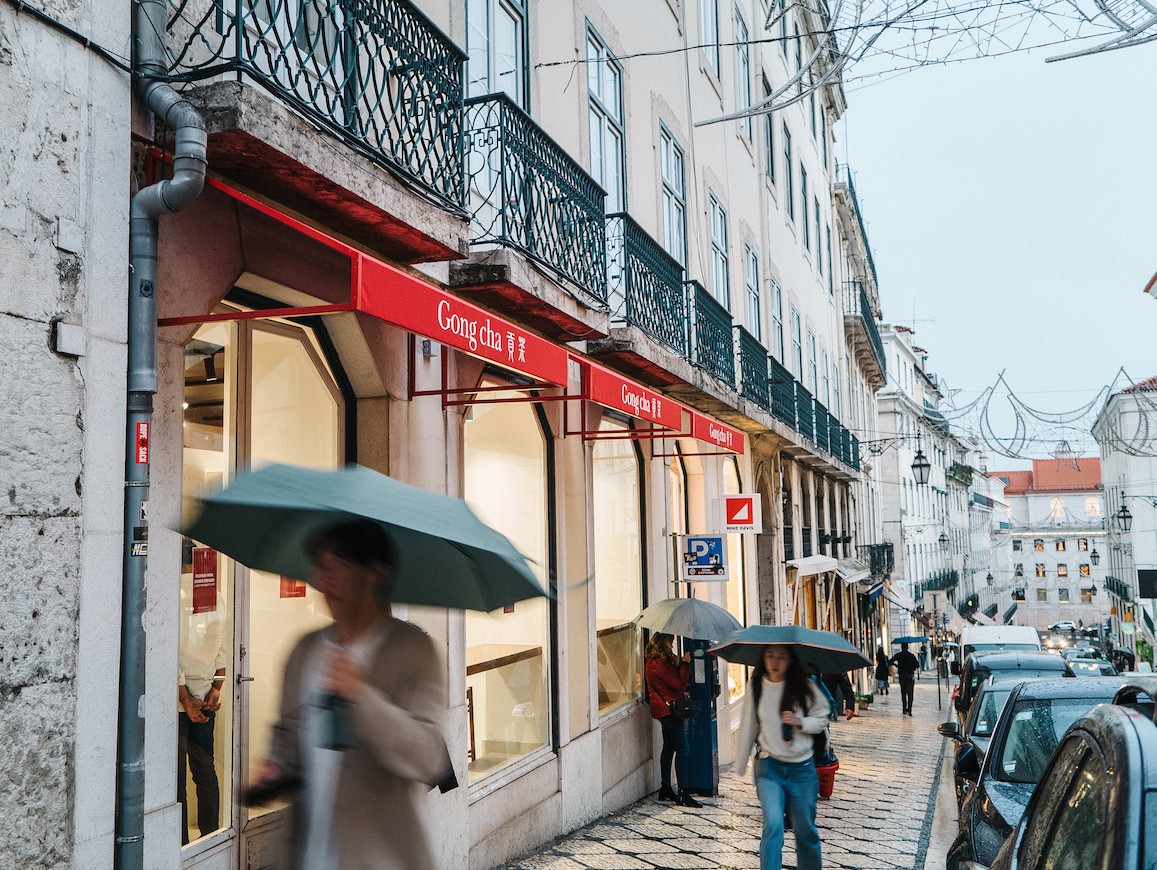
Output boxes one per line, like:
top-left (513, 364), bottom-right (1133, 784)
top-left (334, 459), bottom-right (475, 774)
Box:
top-left (1123, 376), bottom-right (1157, 393)
top-left (988, 459), bottom-right (1101, 493)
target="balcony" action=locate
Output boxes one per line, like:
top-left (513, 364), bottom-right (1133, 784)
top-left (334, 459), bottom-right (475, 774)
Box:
top-left (606, 214), bottom-right (687, 356)
top-left (842, 280), bottom-right (886, 387)
top-left (836, 165), bottom-right (878, 290)
top-left (859, 542), bottom-right (895, 578)
top-left (814, 400), bottom-right (831, 454)
top-left (1105, 575), bottom-right (1132, 602)
top-left (735, 326), bottom-right (770, 410)
top-left (466, 94), bottom-right (607, 302)
top-left (687, 282), bottom-right (735, 388)
top-left (768, 356), bottom-right (796, 428)
top-left (915, 569), bottom-right (959, 598)
top-left (795, 384), bottom-right (815, 442)
top-left (167, 0), bottom-right (466, 209)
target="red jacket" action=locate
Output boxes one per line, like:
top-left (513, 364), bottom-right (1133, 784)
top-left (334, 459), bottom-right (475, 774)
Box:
top-left (645, 653), bottom-right (690, 720)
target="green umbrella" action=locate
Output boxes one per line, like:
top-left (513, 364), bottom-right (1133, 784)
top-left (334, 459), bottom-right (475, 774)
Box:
top-left (634, 598), bottom-right (743, 642)
top-left (709, 625), bottom-right (872, 673)
top-left (184, 463), bottom-right (548, 611)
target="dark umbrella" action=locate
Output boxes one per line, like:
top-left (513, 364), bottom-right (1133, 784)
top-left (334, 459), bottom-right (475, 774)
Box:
top-left (709, 625), bottom-right (872, 672)
top-left (184, 463), bottom-right (548, 611)
top-left (891, 636), bottom-right (929, 645)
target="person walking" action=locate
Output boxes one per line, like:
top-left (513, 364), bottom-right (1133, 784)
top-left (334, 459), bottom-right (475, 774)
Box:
top-left (645, 633), bottom-right (702, 808)
top-left (890, 642), bottom-right (921, 716)
top-left (875, 647), bottom-right (891, 698)
top-left (819, 670), bottom-right (856, 721)
top-left (736, 645), bottom-right (830, 870)
top-left (919, 645), bottom-right (929, 674)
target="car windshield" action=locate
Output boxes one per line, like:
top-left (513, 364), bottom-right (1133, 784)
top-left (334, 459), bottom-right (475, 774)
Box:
top-left (997, 697), bottom-right (1105, 784)
top-left (1070, 660), bottom-right (1110, 676)
top-left (968, 643), bottom-right (1040, 654)
top-left (970, 689), bottom-right (1012, 737)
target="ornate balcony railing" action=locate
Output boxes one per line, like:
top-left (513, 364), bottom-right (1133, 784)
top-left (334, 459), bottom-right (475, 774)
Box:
top-left (850, 433), bottom-right (860, 470)
top-left (687, 282), bottom-right (735, 387)
top-left (828, 412), bottom-right (844, 462)
top-left (735, 326), bottom-right (770, 410)
top-left (858, 543), bottom-right (894, 578)
top-left (768, 356), bottom-right (796, 428)
top-left (606, 214), bottom-right (687, 356)
top-left (842, 280), bottom-right (886, 380)
top-left (836, 165), bottom-right (878, 289)
top-left (166, 0), bottom-right (466, 207)
top-left (466, 94), bottom-right (607, 300)
top-left (795, 384), bottom-right (815, 442)
top-left (916, 569), bottom-right (959, 598)
top-left (1106, 575), bottom-right (1132, 602)
top-left (814, 400), bottom-right (831, 454)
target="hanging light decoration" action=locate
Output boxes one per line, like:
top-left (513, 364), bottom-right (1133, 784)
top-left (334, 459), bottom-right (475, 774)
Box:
top-left (1116, 503), bottom-right (1133, 533)
top-left (911, 449), bottom-right (931, 485)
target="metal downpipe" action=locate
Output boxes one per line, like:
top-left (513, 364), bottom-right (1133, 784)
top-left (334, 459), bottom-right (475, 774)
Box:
top-left (116, 0), bottom-right (206, 864)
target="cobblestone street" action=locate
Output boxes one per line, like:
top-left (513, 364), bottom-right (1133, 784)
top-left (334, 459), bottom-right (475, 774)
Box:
top-left (501, 680), bottom-right (952, 870)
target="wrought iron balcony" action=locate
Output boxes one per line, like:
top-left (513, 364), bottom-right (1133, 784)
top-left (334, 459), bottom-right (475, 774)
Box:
top-left (814, 400), bottom-right (831, 454)
top-left (794, 384), bottom-right (815, 442)
top-left (1105, 575), bottom-right (1132, 602)
top-left (735, 326), bottom-right (770, 410)
top-left (769, 356), bottom-right (796, 428)
top-left (916, 569), bottom-right (959, 598)
top-left (166, 0), bottom-right (466, 207)
top-left (687, 282), bottom-right (735, 387)
top-left (858, 543), bottom-right (894, 578)
top-left (836, 165), bottom-right (878, 290)
top-left (606, 214), bottom-right (687, 356)
top-left (466, 94), bottom-right (607, 301)
top-left (842, 280), bottom-right (886, 385)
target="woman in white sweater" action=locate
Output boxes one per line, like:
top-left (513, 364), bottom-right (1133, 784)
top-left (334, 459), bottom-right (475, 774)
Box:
top-left (735, 645), bottom-right (829, 870)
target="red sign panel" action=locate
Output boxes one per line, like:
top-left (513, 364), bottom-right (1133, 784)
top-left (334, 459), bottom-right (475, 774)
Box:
top-left (692, 413), bottom-right (745, 453)
top-left (280, 576), bottom-right (307, 599)
top-left (726, 497), bottom-right (754, 526)
top-left (191, 548), bottom-right (218, 613)
top-left (586, 363), bottom-right (682, 429)
top-left (135, 422), bottom-right (149, 464)
top-left (357, 257), bottom-right (569, 386)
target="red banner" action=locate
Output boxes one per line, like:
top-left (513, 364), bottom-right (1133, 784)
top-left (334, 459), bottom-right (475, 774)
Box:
top-left (191, 548), bottom-right (218, 613)
top-left (586, 362), bottom-right (682, 429)
top-left (692, 412), bottom-right (745, 454)
top-left (357, 257), bottom-right (569, 386)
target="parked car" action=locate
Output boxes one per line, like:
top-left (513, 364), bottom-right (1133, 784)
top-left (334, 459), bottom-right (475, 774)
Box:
top-left (989, 678), bottom-right (1157, 870)
top-left (939, 678), bottom-right (1020, 806)
top-left (955, 651), bottom-right (1074, 721)
top-left (946, 676), bottom-right (1127, 870)
top-left (1048, 621), bottom-right (1077, 633)
top-left (1069, 658), bottom-right (1119, 677)
top-left (959, 625), bottom-right (1041, 663)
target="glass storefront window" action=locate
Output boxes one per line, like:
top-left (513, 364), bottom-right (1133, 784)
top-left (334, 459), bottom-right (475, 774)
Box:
top-left (592, 418), bottom-right (643, 716)
top-left (463, 393), bottom-right (551, 783)
top-left (723, 458), bottom-right (747, 703)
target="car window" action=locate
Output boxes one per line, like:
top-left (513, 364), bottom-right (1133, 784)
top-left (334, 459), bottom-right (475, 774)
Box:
top-left (1070, 661), bottom-right (1105, 676)
top-left (971, 689), bottom-right (1012, 737)
top-left (1037, 745), bottom-right (1106, 869)
top-left (997, 698), bottom-right (1105, 784)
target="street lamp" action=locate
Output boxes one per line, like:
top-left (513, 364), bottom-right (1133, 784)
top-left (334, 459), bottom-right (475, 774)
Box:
top-left (986, 572), bottom-right (994, 586)
top-left (938, 532), bottom-right (950, 551)
top-left (912, 449), bottom-right (931, 485)
top-left (1090, 548), bottom-right (1100, 566)
top-left (1116, 504), bottom-right (1133, 533)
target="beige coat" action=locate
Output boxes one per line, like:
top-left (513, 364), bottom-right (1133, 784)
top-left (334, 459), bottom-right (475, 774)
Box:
top-left (268, 618), bottom-right (452, 870)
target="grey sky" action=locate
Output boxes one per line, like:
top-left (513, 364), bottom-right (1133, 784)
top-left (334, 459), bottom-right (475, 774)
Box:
top-left (836, 44), bottom-right (1157, 460)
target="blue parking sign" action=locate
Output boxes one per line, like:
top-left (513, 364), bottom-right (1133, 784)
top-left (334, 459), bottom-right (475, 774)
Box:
top-left (680, 535), bottom-right (728, 581)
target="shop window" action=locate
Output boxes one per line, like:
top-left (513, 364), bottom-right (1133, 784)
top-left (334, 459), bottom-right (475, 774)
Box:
top-left (1078, 538), bottom-right (1088, 551)
top-left (1058, 564), bottom-right (1068, 577)
top-left (593, 418), bottom-right (644, 716)
top-left (464, 391), bottom-right (552, 783)
top-left (1036, 563), bottom-right (1046, 578)
top-left (1058, 588), bottom-right (1070, 603)
top-left (724, 459), bottom-right (747, 702)
top-left (1013, 539), bottom-right (1022, 551)
top-left (1056, 539), bottom-right (1066, 552)
top-left (1080, 564), bottom-right (1090, 576)
top-left (1037, 588), bottom-right (1048, 602)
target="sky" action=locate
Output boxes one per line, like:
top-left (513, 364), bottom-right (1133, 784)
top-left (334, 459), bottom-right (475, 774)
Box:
top-left (835, 40), bottom-right (1157, 464)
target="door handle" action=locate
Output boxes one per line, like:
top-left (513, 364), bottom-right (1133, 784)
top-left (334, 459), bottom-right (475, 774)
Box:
top-left (237, 675), bottom-right (255, 684)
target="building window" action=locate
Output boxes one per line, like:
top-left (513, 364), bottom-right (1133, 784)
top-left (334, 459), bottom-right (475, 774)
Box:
top-left (1015, 563), bottom-right (1024, 577)
top-left (1080, 563), bottom-right (1090, 576)
top-left (701, 0), bottom-right (719, 74)
top-left (821, 107), bottom-right (828, 168)
top-left (735, 8), bottom-right (751, 140)
top-left (1056, 539), bottom-right (1066, 552)
top-left (1058, 587), bottom-right (1070, 603)
top-left (821, 349), bottom-right (830, 408)
top-left (801, 167), bottom-right (809, 249)
top-left (783, 126), bottom-right (794, 220)
top-left (813, 197), bottom-right (821, 264)
top-left (780, 13), bottom-right (788, 56)
top-left (1078, 538), bottom-right (1088, 551)
top-left (1058, 564), bottom-right (1068, 577)
top-left (1034, 539), bottom-right (1044, 551)
top-left (593, 418), bottom-right (644, 716)
top-left (464, 390), bottom-right (552, 782)
top-left (1037, 588), bottom-right (1048, 602)
top-left (660, 126), bottom-right (686, 267)
top-left (1050, 497), bottom-right (1065, 519)
top-left (1036, 563), bottom-right (1046, 578)
top-left (771, 278), bottom-right (784, 361)
top-left (709, 194), bottom-right (730, 309)
top-left (587, 29), bottom-right (624, 213)
top-left (1013, 539), bottom-right (1022, 551)
top-left (826, 225), bottom-right (833, 294)
top-left (745, 244), bottom-right (760, 341)
top-left (808, 330), bottom-right (817, 394)
top-left (1014, 588), bottom-right (1026, 601)
top-left (792, 308), bottom-right (803, 379)
top-left (793, 24), bottom-right (801, 78)
top-left (763, 79), bottom-right (774, 181)
top-left (832, 367), bottom-right (840, 418)
top-left (1086, 497), bottom-right (1101, 517)
top-left (466, 0), bottom-right (526, 106)
top-left (1081, 588), bottom-right (1093, 604)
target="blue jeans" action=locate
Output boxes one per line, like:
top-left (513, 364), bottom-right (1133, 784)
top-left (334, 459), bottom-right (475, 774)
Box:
top-left (755, 755), bottom-right (821, 870)
top-left (658, 714), bottom-right (688, 790)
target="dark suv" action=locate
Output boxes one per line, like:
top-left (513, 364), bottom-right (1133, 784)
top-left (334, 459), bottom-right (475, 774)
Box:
top-left (956, 651), bottom-right (1074, 721)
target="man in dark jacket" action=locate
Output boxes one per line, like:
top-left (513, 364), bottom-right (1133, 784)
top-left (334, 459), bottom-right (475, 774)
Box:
top-left (819, 672), bottom-right (856, 721)
top-left (890, 643), bottom-right (921, 715)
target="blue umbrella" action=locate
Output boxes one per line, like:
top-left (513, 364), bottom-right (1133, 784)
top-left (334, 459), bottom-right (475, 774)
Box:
top-left (892, 636), bottom-right (929, 645)
top-left (634, 598), bottom-right (743, 641)
top-left (184, 463), bottom-right (548, 611)
top-left (709, 625), bottom-right (872, 672)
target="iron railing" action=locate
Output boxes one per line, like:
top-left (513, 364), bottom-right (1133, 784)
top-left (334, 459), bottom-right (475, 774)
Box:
top-left (843, 280), bottom-right (886, 378)
top-left (984, 603), bottom-right (999, 619)
top-left (687, 281), bottom-right (735, 387)
top-left (850, 434), bottom-right (860, 470)
top-left (836, 164), bottom-right (878, 289)
top-left (859, 543), bottom-right (894, 578)
top-left (166, 0), bottom-right (466, 207)
top-left (735, 326), bottom-right (770, 410)
top-left (1106, 575), bottom-right (1132, 602)
top-left (1004, 602), bottom-right (1018, 623)
top-left (916, 569), bottom-right (959, 598)
top-left (814, 400), bottom-right (831, 454)
top-left (466, 94), bottom-right (607, 300)
top-left (795, 384), bottom-right (815, 442)
top-left (768, 356), bottom-right (796, 427)
top-left (606, 214), bottom-right (687, 356)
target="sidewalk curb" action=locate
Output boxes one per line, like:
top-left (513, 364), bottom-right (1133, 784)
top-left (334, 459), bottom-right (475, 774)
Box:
top-left (911, 735), bottom-right (947, 870)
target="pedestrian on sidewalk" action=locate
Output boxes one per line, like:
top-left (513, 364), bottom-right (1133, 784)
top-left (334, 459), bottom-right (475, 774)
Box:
top-left (736, 645), bottom-right (830, 870)
top-left (819, 671), bottom-right (855, 721)
top-left (644, 634), bottom-right (702, 807)
top-left (875, 647), bottom-right (890, 697)
top-left (890, 642), bottom-right (920, 716)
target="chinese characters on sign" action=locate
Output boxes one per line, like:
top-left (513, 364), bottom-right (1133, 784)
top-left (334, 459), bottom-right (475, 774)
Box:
top-left (691, 413), bottom-right (745, 453)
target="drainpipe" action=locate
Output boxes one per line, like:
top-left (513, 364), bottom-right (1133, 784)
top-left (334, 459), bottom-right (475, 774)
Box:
top-left (116, 0), bottom-right (206, 865)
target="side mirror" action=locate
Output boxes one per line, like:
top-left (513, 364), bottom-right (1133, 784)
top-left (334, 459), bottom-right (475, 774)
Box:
top-left (950, 662), bottom-right (961, 676)
top-left (956, 744), bottom-right (980, 777)
top-left (938, 721), bottom-right (961, 740)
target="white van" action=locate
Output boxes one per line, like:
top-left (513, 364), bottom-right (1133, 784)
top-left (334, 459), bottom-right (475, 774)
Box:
top-left (959, 625), bottom-right (1042, 662)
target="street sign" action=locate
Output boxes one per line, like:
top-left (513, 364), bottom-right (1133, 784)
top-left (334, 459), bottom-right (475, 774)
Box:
top-left (721, 493), bottom-right (763, 533)
top-left (680, 535), bottom-right (728, 581)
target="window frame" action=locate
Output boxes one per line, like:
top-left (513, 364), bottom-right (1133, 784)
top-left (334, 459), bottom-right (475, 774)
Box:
top-left (770, 277), bottom-right (784, 361)
top-left (735, 7), bottom-right (752, 140)
top-left (466, 0), bottom-right (529, 107)
top-left (783, 125), bottom-right (794, 221)
top-left (701, 0), bottom-right (720, 75)
top-left (659, 125), bottom-right (687, 267)
top-left (807, 330), bottom-right (817, 394)
top-left (801, 166), bottom-right (810, 250)
top-left (586, 27), bottom-right (625, 214)
top-left (709, 192), bottom-right (730, 310)
top-left (791, 307), bottom-right (803, 379)
top-left (745, 243), bottom-right (761, 341)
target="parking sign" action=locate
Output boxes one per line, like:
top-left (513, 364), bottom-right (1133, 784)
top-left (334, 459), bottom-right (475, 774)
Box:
top-left (680, 535), bottom-right (729, 581)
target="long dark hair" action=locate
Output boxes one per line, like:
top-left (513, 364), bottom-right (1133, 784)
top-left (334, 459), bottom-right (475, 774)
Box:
top-left (750, 644), bottom-right (813, 716)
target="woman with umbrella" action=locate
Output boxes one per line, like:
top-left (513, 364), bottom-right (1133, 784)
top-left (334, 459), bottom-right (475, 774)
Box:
top-left (644, 634), bottom-right (703, 807)
top-left (875, 646), bottom-right (891, 697)
top-left (734, 645), bottom-right (829, 870)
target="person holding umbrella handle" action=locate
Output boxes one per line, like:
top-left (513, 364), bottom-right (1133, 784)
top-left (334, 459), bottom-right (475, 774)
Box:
top-left (644, 633), bottom-right (703, 808)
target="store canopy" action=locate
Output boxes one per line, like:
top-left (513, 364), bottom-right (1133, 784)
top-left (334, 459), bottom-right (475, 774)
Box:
top-left (946, 608), bottom-right (968, 635)
top-left (787, 555), bottom-right (839, 577)
top-left (836, 559), bottom-right (870, 586)
top-left (882, 579), bottom-right (918, 612)
top-left (971, 610), bottom-right (997, 626)
top-left (866, 581), bottom-right (885, 602)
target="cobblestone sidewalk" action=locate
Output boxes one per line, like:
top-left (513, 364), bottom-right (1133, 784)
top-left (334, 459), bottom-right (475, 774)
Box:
top-left (500, 680), bottom-right (950, 870)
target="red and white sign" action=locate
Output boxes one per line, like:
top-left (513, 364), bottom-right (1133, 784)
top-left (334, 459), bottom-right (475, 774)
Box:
top-left (723, 494), bottom-right (763, 533)
top-left (358, 257), bottom-right (569, 386)
top-left (191, 547), bottom-right (218, 613)
top-left (692, 413), bottom-right (745, 454)
top-left (586, 362), bottom-right (682, 429)
top-left (135, 422), bottom-right (149, 464)
top-left (280, 576), bottom-right (307, 599)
